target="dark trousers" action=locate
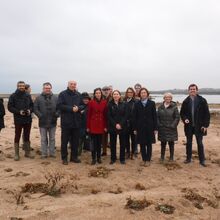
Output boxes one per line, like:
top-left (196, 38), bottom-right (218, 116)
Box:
top-left (102, 132), bottom-right (108, 154)
top-left (61, 127), bottom-right (79, 161)
top-left (161, 141), bottom-right (174, 159)
top-left (110, 132), bottom-right (126, 162)
top-left (140, 141), bottom-right (152, 162)
top-left (14, 123), bottom-right (31, 144)
top-left (125, 129), bottom-right (136, 154)
top-left (91, 134), bottom-right (102, 161)
top-left (186, 128), bottom-right (205, 162)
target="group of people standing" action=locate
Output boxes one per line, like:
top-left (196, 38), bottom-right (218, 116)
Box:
top-left (0, 81), bottom-right (210, 167)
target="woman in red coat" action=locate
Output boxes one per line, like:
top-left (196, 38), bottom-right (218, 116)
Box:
top-left (87, 88), bottom-right (107, 165)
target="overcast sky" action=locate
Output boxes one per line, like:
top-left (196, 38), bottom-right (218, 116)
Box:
top-left (0, 0), bottom-right (219, 93)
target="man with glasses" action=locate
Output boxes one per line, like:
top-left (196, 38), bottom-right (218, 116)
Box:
top-left (34, 82), bottom-right (59, 159)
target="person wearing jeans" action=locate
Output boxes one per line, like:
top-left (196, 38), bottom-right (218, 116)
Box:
top-left (180, 84), bottom-right (210, 167)
top-left (34, 82), bottom-right (59, 158)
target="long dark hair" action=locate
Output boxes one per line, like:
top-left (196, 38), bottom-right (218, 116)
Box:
top-left (93, 87), bottom-right (104, 101)
top-left (124, 87), bottom-right (135, 100)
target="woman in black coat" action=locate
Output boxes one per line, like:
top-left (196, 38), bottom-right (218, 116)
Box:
top-left (108, 90), bottom-right (128, 164)
top-left (157, 93), bottom-right (180, 161)
top-left (134, 88), bottom-right (157, 166)
top-left (124, 87), bottom-right (137, 159)
top-left (0, 98), bottom-right (5, 132)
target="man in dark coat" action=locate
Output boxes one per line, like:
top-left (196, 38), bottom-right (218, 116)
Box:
top-left (8, 81), bottom-right (34, 160)
top-left (34, 82), bottom-right (59, 158)
top-left (57, 80), bottom-right (83, 165)
top-left (0, 98), bottom-right (5, 132)
top-left (180, 84), bottom-right (210, 167)
top-left (134, 88), bottom-right (157, 166)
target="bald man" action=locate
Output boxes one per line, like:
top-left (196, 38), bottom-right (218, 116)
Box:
top-left (57, 80), bottom-right (83, 165)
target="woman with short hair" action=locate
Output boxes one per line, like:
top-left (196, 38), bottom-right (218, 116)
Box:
top-left (134, 88), bottom-right (157, 166)
top-left (157, 93), bottom-right (180, 161)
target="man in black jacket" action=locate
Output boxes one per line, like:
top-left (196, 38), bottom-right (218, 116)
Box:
top-left (57, 80), bottom-right (83, 165)
top-left (8, 81), bottom-right (34, 161)
top-left (180, 84), bottom-right (210, 167)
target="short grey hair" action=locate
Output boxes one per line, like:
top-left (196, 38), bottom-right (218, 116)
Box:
top-left (163, 92), bottom-right (173, 99)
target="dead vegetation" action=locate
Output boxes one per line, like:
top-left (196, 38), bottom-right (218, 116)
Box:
top-left (163, 162), bottom-right (182, 170)
top-left (155, 204), bottom-right (175, 214)
top-left (88, 166), bottom-right (113, 178)
top-left (125, 197), bottom-right (152, 211)
top-left (182, 188), bottom-right (219, 209)
top-left (21, 170), bottom-right (65, 197)
top-left (135, 183), bottom-right (146, 190)
top-left (211, 159), bottom-right (220, 166)
top-left (8, 190), bottom-right (25, 205)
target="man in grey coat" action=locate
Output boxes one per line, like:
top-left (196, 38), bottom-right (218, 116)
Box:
top-left (34, 82), bottom-right (59, 158)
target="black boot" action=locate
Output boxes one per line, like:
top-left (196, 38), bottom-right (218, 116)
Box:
top-left (14, 143), bottom-right (20, 161)
top-left (160, 142), bottom-right (166, 162)
top-left (169, 142), bottom-right (174, 161)
top-left (91, 151), bottom-right (96, 165)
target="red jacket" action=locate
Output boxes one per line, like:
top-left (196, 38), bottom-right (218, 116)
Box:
top-left (87, 99), bottom-right (107, 134)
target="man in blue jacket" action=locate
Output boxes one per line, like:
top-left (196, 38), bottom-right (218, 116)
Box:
top-left (57, 80), bottom-right (83, 165)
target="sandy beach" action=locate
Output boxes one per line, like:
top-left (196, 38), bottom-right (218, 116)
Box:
top-left (0, 106), bottom-right (219, 220)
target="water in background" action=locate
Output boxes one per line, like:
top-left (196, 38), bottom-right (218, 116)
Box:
top-left (152, 94), bottom-right (220, 104)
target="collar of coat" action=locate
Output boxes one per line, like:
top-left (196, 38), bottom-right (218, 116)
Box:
top-left (184, 95), bottom-right (205, 104)
top-left (160, 101), bottom-right (177, 109)
top-left (66, 88), bottom-right (79, 96)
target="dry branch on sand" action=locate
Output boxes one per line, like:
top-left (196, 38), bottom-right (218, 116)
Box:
top-left (181, 188), bottom-right (219, 209)
top-left (125, 197), bottom-right (152, 211)
top-left (163, 162), bottom-right (182, 170)
top-left (155, 204), bottom-right (175, 214)
top-left (88, 166), bottom-right (113, 178)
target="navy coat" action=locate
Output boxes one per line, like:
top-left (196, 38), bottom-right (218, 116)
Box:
top-left (57, 89), bottom-right (83, 129)
top-left (134, 99), bottom-right (158, 145)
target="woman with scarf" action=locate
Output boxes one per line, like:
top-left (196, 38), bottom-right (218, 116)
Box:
top-left (134, 88), bottom-right (157, 166)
